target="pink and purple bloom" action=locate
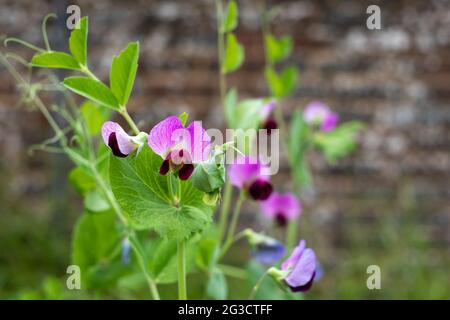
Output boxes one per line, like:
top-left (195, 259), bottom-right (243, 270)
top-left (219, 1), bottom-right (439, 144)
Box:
top-left (260, 101), bottom-right (277, 135)
top-left (102, 121), bottom-right (140, 157)
top-left (148, 116), bottom-right (211, 180)
top-left (304, 101), bottom-right (339, 132)
top-left (281, 240), bottom-right (316, 292)
top-left (228, 156), bottom-right (273, 201)
top-left (261, 192), bottom-right (301, 227)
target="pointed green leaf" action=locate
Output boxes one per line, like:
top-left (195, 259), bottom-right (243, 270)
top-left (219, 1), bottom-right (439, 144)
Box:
top-left (69, 16), bottom-right (88, 66)
top-left (221, 0), bottom-right (238, 33)
top-left (31, 52), bottom-right (80, 70)
top-left (222, 33), bottom-right (244, 74)
top-left (178, 112), bottom-right (188, 126)
top-left (265, 65), bottom-right (298, 98)
top-left (109, 41), bottom-right (139, 107)
top-left (313, 121), bottom-right (364, 163)
top-left (109, 147), bottom-right (216, 241)
top-left (224, 88), bottom-right (238, 127)
top-left (265, 34), bottom-right (293, 64)
top-left (207, 267), bottom-right (228, 300)
top-left (72, 210), bottom-right (120, 287)
top-left (63, 77), bottom-right (120, 110)
top-left (80, 101), bottom-right (111, 136)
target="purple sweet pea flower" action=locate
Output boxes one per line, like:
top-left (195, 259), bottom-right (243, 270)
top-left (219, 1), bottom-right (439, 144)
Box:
top-left (260, 101), bottom-right (277, 135)
top-left (228, 155), bottom-right (273, 201)
top-left (304, 101), bottom-right (339, 132)
top-left (252, 239), bottom-right (286, 265)
top-left (244, 229), bottom-right (286, 265)
top-left (261, 192), bottom-right (301, 227)
top-left (148, 116), bottom-right (211, 180)
top-left (281, 240), bottom-right (316, 292)
top-left (102, 121), bottom-right (139, 157)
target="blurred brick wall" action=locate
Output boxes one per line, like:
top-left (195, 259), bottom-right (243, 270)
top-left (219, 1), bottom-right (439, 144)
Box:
top-left (1, 0), bottom-right (449, 247)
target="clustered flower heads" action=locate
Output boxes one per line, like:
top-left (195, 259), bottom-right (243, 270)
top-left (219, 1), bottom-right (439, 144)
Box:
top-left (261, 192), bottom-right (301, 227)
top-left (304, 101), bottom-right (338, 132)
top-left (228, 155), bottom-right (273, 201)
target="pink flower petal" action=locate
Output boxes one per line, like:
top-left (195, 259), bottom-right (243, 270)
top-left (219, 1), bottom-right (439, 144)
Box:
top-left (320, 112), bottom-right (339, 132)
top-left (284, 248), bottom-right (316, 288)
top-left (281, 240), bottom-right (306, 271)
top-left (261, 192), bottom-right (301, 221)
top-left (148, 116), bottom-right (184, 157)
top-left (186, 121), bottom-right (211, 163)
top-left (101, 121), bottom-right (135, 155)
top-left (228, 156), bottom-right (269, 189)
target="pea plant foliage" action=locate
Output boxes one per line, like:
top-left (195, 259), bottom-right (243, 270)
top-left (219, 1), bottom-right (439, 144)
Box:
top-left (1, 1), bottom-right (363, 300)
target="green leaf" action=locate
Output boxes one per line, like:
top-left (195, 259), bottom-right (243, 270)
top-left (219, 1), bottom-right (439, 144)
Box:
top-left (288, 111), bottom-right (312, 188)
top-left (313, 121), bottom-right (364, 163)
top-left (68, 167), bottom-right (96, 196)
top-left (84, 190), bottom-right (110, 212)
top-left (109, 41), bottom-right (139, 107)
top-left (207, 267), bottom-right (228, 300)
top-left (224, 88), bottom-right (238, 128)
top-left (191, 156), bottom-right (225, 193)
top-left (233, 98), bottom-right (265, 130)
top-left (109, 147), bottom-right (216, 241)
top-left (222, 33), bottom-right (244, 74)
top-left (72, 210), bottom-right (120, 287)
top-left (63, 77), bottom-right (120, 110)
top-left (31, 52), bottom-right (80, 70)
top-left (178, 112), bottom-right (188, 126)
top-left (265, 34), bottom-right (293, 64)
top-left (80, 101), bottom-right (111, 135)
top-left (221, 0), bottom-right (238, 33)
top-left (265, 65), bottom-right (298, 98)
top-left (69, 16), bottom-right (88, 66)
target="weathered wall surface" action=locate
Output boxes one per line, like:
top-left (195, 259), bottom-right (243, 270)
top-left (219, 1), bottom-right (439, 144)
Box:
top-left (1, 0), bottom-right (449, 273)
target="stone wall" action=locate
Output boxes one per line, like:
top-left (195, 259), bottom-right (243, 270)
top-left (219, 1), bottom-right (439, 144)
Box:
top-left (1, 0), bottom-right (449, 249)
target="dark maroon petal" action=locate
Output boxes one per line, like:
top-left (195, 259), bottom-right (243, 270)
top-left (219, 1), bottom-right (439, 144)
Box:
top-left (275, 213), bottom-right (288, 227)
top-left (287, 272), bottom-right (316, 293)
top-left (178, 164), bottom-right (194, 180)
top-left (263, 117), bottom-right (278, 135)
top-left (248, 179), bottom-right (273, 201)
top-left (108, 132), bottom-right (127, 157)
top-left (159, 159), bottom-right (170, 175)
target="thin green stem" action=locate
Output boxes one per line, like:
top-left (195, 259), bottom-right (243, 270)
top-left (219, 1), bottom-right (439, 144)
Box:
top-left (129, 234), bottom-right (161, 300)
top-left (119, 109), bottom-right (140, 135)
top-left (286, 218), bottom-right (298, 252)
top-left (167, 174), bottom-right (175, 202)
top-left (248, 270), bottom-right (269, 300)
top-left (4, 38), bottom-right (45, 53)
top-left (215, 0), bottom-right (227, 101)
top-left (178, 240), bottom-right (187, 300)
top-left (221, 192), bottom-right (244, 256)
top-left (220, 228), bottom-right (248, 258)
top-left (219, 264), bottom-right (247, 279)
top-left (42, 13), bottom-right (57, 51)
top-left (217, 181), bottom-right (232, 244)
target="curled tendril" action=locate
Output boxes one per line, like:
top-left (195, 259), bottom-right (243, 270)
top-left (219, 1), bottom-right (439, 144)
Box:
top-left (42, 13), bottom-right (57, 51)
top-left (4, 37), bottom-right (45, 53)
top-left (3, 52), bottom-right (30, 68)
